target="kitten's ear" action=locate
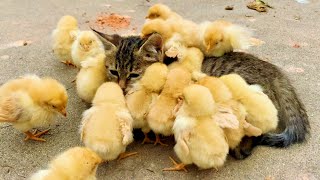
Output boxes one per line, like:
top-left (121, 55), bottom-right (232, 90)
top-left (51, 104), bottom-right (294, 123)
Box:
top-left (138, 33), bottom-right (163, 62)
top-left (91, 28), bottom-right (121, 52)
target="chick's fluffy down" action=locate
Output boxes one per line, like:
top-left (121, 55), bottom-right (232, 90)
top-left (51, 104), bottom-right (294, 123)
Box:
top-left (76, 53), bottom-right (107, 103)
top-left (80, 82), bottom-right (134, 161)
top-left (29, 147), bottom-right (102, 180)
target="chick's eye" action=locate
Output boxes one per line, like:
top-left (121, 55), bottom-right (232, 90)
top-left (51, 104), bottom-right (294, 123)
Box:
top-left (51, 105), bottom-right (56, 108)
top-left (128, 73), bottom-right (140, 79)
top-left (109, 70), bottom-right (119, 77)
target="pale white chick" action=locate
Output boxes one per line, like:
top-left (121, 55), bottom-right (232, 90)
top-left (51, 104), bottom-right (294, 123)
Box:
top-left (76, 53), bottom-right (107, 103)
top-left (71, 30), bottom-right (105, 68)
top-left (29, 147), bottom-right (102, 180)
top-left (80, 82), bottom-right (137, 161)
top-left (126, 63), bottom-right (169, 144)
top-left (220, 74), bottom-right (278, 133)
top-left (147, 67), bottom-right (192, 146)
top-left (52, 15), bottom-right (79, 66)
top-left (163, 84), bottom-right (229, 172)
top-left (0, 75), bottom-right (68, 142)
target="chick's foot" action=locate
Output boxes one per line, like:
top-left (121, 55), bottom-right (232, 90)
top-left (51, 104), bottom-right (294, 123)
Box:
top-left (24, 129), bottom-right (50, 142)
top-left (117, 152), bottom-right (138, 160)
top-left (154, 134), bottom-right (168, 146)
top-left (163, 156), bottom-right (188, 172)
top-left (141, 132), bottom-right (154, 144)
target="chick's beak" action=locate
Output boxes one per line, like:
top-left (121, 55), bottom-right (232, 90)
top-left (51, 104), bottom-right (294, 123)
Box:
top-left (206, 44), bottom-right (211, 52)
top-left (60, 109), bottom-right (67, 117)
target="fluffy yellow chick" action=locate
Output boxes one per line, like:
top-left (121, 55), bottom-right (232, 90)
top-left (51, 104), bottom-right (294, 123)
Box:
top-left (168, 47), bottom-right (206, 81)
top-left (145, 3), bottom-right (182, 20)
top-left (164, 84), bottom-right (228, 172)
top-left (0, 75), bottom-right (68, 142)
top-left (201, 20), bottom-right (252, 57)
top-left (220, 74), bottom-right (278, 133)
top-left (29, 147), bottom-right (102, 180)
top-left (76, 53), bottom-right (107, 103)
top-left (126, 63), bottom-right (169, 144)
top-left (80, 82), bottom-right (137, 161)
top-left (198, 76), bottom-right (262, 149)
top-left (147, 67), bottom-right (192, 146)
top-left (71, 30), bottom-right (105, 68)
top-left (141, 14), bottom-right (199, 57)
top-left (52, 15), bottom-right (79, 66)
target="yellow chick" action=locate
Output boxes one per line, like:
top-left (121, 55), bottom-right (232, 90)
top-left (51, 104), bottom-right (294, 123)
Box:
top-left (198, 76), bottom-right (262, 149)
top-left (168, 47), bottom-right (206, 81)
top-left (220, 74), bottom-right (278, 133)
top-left (201, 20), bottom-right (253, 57)
top-left (126, 63), bottom-right (169, 144)
top-left (141, 11), bottom-right (199, 57)
top-left (147, 67), bottom-right (192, 146)
top-left (29, 147), bottom-right (102, 180)
top-left (0, 75), bottom-right (68, 142)
top-left (52, 15), bottom-right (79, 66)
top-left (80, 82), bottom-right (137, 161)
top-left (145, 3), bottom-right (182, 20)
top-left (76, 53), bottom-right (107, 103)
top-left (71, 30), bottom-right (105, 68)
top-left (163, 84), bottom-right (229, 171)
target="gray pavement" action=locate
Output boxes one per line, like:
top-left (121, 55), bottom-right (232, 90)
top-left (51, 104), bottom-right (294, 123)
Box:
top-left (0, 0), bottom-right (319, 179)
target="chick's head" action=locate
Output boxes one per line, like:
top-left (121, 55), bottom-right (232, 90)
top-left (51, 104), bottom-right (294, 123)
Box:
top-left (162, 67), bottom-right (192, 98)
top-left (204, 25), bottom-right (225, 53)
top-left (197, 76), bottom-right (232, 103)
top-left (140, 62), bottom-right (168, 92)
top-left (219, 74), bottom-right (248, 93)
top-left (78, 31), bottom-right (101, 52)
top-left (57, 15), bottom-right (78, 29)
top-left (92, 82), bottom-right (125, 105)
top-left (183, 84), bottom-right (215, 117)
top-left (146, 4), bottom-right (172, 20)
top-left (36, 78), bottom-right (68, 117)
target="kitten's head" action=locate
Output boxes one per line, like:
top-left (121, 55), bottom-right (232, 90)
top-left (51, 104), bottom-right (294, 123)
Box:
top-left (93, 29), bottom-right (164, 92)
top-left (78, 31), bottom-right (102, 52)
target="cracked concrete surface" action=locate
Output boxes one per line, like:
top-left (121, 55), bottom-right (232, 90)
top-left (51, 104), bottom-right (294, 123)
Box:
top-left (0, 0), bottom-right (319, 179)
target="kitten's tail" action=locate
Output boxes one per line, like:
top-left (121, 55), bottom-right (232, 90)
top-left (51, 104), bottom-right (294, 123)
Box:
top-left (258, 76), bottom-right (310, 147)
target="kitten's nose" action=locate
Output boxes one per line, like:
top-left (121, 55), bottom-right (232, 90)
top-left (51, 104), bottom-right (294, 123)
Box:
top-left (118, 79), bottom-right (127, 91)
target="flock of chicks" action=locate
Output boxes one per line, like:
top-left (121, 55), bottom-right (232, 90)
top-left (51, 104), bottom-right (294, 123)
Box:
top-left (0, 3), bottom-right (279, 179)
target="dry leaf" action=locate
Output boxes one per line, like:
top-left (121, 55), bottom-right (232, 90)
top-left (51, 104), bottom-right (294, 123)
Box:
top-left (285, 66), bottom-right (304, 73)
top-left (247, 0), bottom-right (273, 12)
top-left (225, 6), bottom-right (234, 10)
top-left (250, 38), bottom-right (265, 46)
top-left (265, 176), bottom-right (275, 180)
top-left (293, 43), bottom-right (300, 48)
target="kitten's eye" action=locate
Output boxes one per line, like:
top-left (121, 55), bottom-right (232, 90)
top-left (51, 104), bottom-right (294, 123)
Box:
top-left (146, 53), bottom-right (151, 58)
top-left (128, 73), bottom-right (140, 79)
top-left (109, 70), bottom-right (119, 77)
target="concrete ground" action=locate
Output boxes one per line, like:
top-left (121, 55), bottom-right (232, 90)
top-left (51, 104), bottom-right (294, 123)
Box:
top-left (0, 0), bottom-right (319, 179)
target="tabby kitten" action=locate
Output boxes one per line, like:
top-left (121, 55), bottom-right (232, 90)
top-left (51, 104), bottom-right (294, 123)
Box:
top-left (202, 52), bottom-right (309, 159)
top-left (93, 29), bottom-right (164, 92)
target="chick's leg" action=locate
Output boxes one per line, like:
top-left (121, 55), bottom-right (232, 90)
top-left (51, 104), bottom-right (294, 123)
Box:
top-left (154, 134), bottom-right (168, 146)
top-left (24, 129), bottom-right (50, 142)
top-left (61, 60), bottom-right (76, 67)
top-left (117, 152), bottom-right (138, 160)
top-left (141, 132), bottom-right (154, 144)
top-left (163, 156), bottom-right (188, 172)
